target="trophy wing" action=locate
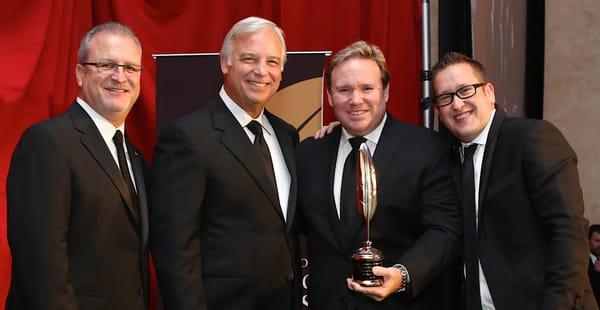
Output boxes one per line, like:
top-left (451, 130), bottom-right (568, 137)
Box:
top-left (358, 143), bottom-right (377, 222)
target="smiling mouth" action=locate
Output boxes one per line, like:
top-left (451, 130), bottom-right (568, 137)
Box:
top-left (248, 81), bottom-right (271, 87)
top-left (453, 110), bottom-right (471, 121)
top-left (105, 87), bottom-right (129, 93)
top-left (349, 110), bottom-right (367, 116)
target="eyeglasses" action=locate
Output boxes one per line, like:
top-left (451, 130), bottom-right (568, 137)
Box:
top-left (81, 62), bottom-right (142, 75)
top-left (434, 83), bottom-right (485, 107)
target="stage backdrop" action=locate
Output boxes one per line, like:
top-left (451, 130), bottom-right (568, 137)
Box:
top-left (0, 1), bottom-right (423, 308)
top-left (155, 52), bottom-right (328, 139)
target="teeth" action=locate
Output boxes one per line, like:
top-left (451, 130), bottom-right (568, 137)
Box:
top-left (249, 81), bottom-right (269, 87)
top-left (453, 111), bottom-right (470, 121)
top-left (350, 111), bottom-right (365, 116)
top-left (106, 87), bottom-right (127, 93)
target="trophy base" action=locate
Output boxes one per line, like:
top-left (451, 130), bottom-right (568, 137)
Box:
top-left (351, 241), bottom-right (384, 287)
top-left (354, 278), bottom-right (384, 287)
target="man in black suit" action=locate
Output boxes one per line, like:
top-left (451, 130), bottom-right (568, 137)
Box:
top-left (432, 52), bottom-right (596, 309)
top-left (296, 41), bottom-right (462, 309)
top-left (150, 16), bottom-right (299, 310)
top-left (589, 225), bottom-right (600, 303)
top-left (6, 22), bottom-right (148, 309)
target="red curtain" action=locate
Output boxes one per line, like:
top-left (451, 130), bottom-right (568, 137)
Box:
top-left (0, 0), bottom-right (422, 308)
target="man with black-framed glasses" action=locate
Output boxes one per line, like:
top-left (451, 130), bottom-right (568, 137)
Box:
top-left (432, 52), bottom-right (596, 309)
top-left (6, 22), bottom-right (149, 309)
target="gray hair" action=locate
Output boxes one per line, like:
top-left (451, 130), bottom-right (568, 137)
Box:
top-left (78, 21), bottom-right (142, 63)
top-left (220, 16), bottom-right (287, 68)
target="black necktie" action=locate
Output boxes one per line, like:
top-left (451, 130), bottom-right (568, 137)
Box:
top-left (462, 144), bottom-right (482, 310)
top-left (113, 130), bottom-right (139, 220)
top-left (247, 121), bottom-right (279, 199)
top-left (340, 136), bottom-right (367, 231)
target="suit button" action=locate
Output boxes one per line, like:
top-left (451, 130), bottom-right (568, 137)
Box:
top-left (286, 272), bottom-right (294, 282)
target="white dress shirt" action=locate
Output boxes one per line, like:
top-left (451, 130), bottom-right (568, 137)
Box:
top-left (219, 87), bottom-right (291, 221)
top-left (76, 97), bottom-right (137, 190)
top-left (332, 114), bottom-right (386, 218)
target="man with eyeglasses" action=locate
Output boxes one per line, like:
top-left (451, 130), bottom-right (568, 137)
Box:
top-left (6, 22), bottom-right (148, 309)
top-left (432, 52), bottom-right (596, 309)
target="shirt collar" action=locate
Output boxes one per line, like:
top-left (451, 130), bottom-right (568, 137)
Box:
top-left (76, 97), bottom-right (125, 140)
top-left (461, 108), bottom-right (496, 148)
top-left (341, 113), bottom-right (387, 146)
top-left (219, 86), bottom-right (273, 136)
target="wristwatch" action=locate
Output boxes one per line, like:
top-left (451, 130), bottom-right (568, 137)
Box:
top-left (392, 264), bottom-right (410, 292)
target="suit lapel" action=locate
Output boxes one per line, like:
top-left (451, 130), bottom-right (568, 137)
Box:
top-left (211, 99), bottom-right (285, 222)
top-left (372, 117), bottom-right (401, 191)
top-left (128, 138), bottom-right (148, 244)
top-left (478, 107), bottom-right (506, 219)
top-left (69, 103), bottom-right (140, 225)
top-left (266, 110), bottom-right (297, 230)
top-left (451, 142), bottom-right (463, 201)
top-left (325, 128), bottom-right (349, 252)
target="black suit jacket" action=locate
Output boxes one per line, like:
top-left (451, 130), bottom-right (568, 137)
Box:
top-left (589, 258), bottom-right (600, 304)
top-left (455, 108), bottom-right (596, 309)
top-left (296, 116), bottom-right (462, 310)
top-left (150, 98), bottom-right (300, 310)
top-left (6, 102), bottom-right (149, 309)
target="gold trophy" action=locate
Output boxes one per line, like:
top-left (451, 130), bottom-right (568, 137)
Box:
top-left (350, 143), bottom-right (384, 287)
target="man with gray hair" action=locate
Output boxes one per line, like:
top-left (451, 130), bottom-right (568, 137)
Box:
top-left (150, 16), bottom-right (300, 309)
top-left (6, 21), bottom-right (148, 309)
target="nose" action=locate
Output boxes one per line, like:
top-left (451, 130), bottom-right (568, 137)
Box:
top-left (450, 95), bottom-right (465, 109)
top-left (110, 66), bottom-right (127, 82)
top-left (252, 61), bottom-right (267, 76)
top-left (349, 89), bottom-right (362, 105)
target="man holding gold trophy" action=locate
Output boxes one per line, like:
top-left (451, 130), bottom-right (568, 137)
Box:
top-left (296, 41), bottom-right (462, 309)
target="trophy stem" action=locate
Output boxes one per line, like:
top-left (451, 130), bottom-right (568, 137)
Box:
top-left (366, 218), bottom-right (370, 242)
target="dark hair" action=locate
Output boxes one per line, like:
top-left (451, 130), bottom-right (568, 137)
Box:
top-left (432, 52), bottom-right (487, 85)
top-left (326, 40), bottom-right (389, 91)
top-left (590, 224), bottom-right (600, 239)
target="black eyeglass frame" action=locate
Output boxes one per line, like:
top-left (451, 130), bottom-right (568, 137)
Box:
top-left (434, 83), bottom-right (486, 107)
top-left (81, 62), bottom-right (143, 74)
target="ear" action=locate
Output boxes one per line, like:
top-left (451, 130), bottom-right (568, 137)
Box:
top-left (484, 82), bottom-right (496, 104)
top-left (383, 84), bottom-right (390, 103)
top-left (220, 56), bottom-right (229, 75)
top-left (75, 64), bottom-right (84, 87)
top-left (327, 89), bottom-right (333, 107)
top-left (431, 82), bottom-right (440, 112)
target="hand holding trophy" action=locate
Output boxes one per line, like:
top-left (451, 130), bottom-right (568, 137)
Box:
top-left (350, 143), bottom-right (384, 287)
